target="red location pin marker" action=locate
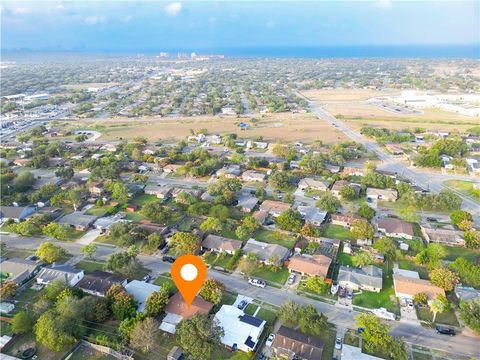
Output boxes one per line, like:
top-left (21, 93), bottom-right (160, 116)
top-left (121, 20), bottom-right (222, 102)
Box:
top-left (171, 255), bottom-right (207, 307)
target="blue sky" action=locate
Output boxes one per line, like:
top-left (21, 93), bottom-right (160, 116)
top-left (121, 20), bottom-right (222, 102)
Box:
top-left (1, 1), bottom-right (478, 51)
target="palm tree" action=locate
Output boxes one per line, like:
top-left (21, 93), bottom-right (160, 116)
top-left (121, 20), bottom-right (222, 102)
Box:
top-left (430, 298), bottom-right (446, 322)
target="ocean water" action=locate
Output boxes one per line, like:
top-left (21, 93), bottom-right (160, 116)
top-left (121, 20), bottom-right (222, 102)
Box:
top-left (2, 44), bottom-right (478, 60)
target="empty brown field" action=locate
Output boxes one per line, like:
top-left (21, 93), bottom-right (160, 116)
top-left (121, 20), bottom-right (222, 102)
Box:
top-left (70, 112), bottom-right (349, 144)
top-left (302, 88), bottom-right (398, 102)
top-left (61, 82), bottom-right (121, 90)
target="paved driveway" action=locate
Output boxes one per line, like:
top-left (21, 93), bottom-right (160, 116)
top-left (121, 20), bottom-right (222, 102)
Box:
top-left (76, 229), bottom-right (101, 245)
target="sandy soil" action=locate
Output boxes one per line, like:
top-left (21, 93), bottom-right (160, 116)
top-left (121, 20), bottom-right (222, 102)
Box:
top-left (301, 88), bottom-right (398, 102)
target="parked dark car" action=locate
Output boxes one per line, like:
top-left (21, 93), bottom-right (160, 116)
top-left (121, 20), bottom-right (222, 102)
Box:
top-left (436, 326), bottom-right (455, 336)
top-left (162, 255), bottom-right (175, 263)
top-left (237, 300), bottom-right (248, 310)
top-left (160, 246), bottom-right (170, 254)
top-left (338, 288), bottom-right (347, 298)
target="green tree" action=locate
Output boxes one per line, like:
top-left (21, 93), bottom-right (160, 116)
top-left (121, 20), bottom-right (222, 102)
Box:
top-left (145, 285), bottom-right (170, 316)
top-left (459, 299), bottom-right (480, 334)
top-left (169, 232), bottom-right (201, 255)
top-left (237, 254), bottom-right (258, 275)
top-left (34, 311), bottom-right (78, 351)
top-left (10, 220), bottom-right (40, 236)
top-left (42, 222), bottom-right (70, 240)
top-left (413, 292), bottom-right (428, 305)
top-left (429, 268), bottom-right (459, 291)
top-left (355, 313), bottom-right (392, 355)
top-left (373, 237), bottom-right (397, 259)
top-left (298, 304), bottom-right (328, 336)
top-left (55, 167), bottom-right (74, 181)
top-left (104, 251), bottom-right (142, 277)
top-left (140, 201), bottom-right (171, 224)
top-left (36, 242), bottom-right (69, 263)
top-left (276, 208), bottom-right (303, 232)
top-left (358, 203), bottom-right (375, 220)
top-left (176, 314), bottom-right (223, 360)
top-left (339, 185), bottom-right (358, 201)
top-left (81, 243), bottom-right (97, 259)
top-left (111, 290), bottom-right (136, 321)
top-left (351, 220), bottom-right (375, 240)
top-left (278, 300), bottom-right (300, 327)
top-left (316, 192), bottom-right (341, 213)
top-left (352, 251), bottom-right (376, 267)
top-left (430, 297), bottom-right (446, 322)
top-left (416, 243), bottom-right (446, 269)
top-left (464, 230), bottom-right (480, 249)
top-left (200, 279), bottom-right (225, 305)
top-left (305, 276), bottom-right (326, 294)
top-left (200, 217), bottom-right (223, 234)
top-left (450, 210), bottom-right (473, 226)
top-left (209, 204), bottom-right (230, 220)
top-left (0, 281), bottom-right (18, 300)
top-left (13, 171), bottom-right (36, 192)
top-left (300, 223), bottom-right (320, 238)
top-left (450, 258), bottom-right (480, 288)
top-left (11, 310), bottom-right (34, 334)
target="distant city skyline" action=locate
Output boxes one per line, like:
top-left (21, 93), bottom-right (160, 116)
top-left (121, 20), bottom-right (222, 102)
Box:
top-left (1, 1), bottom-right (478, 52)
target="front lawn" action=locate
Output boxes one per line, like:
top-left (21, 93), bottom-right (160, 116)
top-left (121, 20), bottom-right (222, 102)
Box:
top-left (244, 303), bottom-right (259, 316)
top-left (254, 228), bottom-right (296, 248)
top-left (416, 307), bottom-right (459, 327)
top-left (255, 307), bottom-right (277, 325)
top-left (131, 194), bottom-right (158, 206)
top-left (352, 261), bottom-right (400, 315)
top-left (153, 273), bottom-right (177, 295)
top-left (251, 265), bottom-right (289, 285)
top-left (0, 321), bottom-right (13, 336)
top-left (322, 224), bottom-right (353, 241)
top-left (84, 206), bottom-right (109, 217)
top-left (203, 252), bottom-right (235, 269)
top-left (319, 327), bottom-right (336, 360)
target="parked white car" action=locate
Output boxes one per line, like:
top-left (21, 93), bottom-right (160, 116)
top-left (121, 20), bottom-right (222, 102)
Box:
top-left (248, 277), bottom-right (266, 288)
top-left (266, 333), bottom-right (275, 347)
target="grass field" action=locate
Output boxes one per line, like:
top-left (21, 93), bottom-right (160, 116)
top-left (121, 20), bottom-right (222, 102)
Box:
top-left (416, 307), bottom-right (459, 327)
top-left (337, 252), bottom-right (354, 266)
top-left (322, 224), bottom-right (353, 241)
top-left (5, 332), bottom-right (68, 360)
top-left (398, 259), bottom-right (429, 280)
top-left (75, 260), bottom-right (150, 280)
top-left (68, 112), bottom-right (349, 144)
top-left (153, 273), bottom-right (177, 295)
top-left (251, 265), bottom-right (289, 285)
top-left (203, 252), bottom-right (235, 269)
top-left (444, 246), bottom-right (480, 263)
top-left (254, 228), bottom-right (296, 248)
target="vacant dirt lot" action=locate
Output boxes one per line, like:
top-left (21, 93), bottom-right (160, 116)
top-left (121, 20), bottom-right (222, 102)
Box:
top-left (70, 112), bottom-right (349, 144)
top-left (302, 88), bottom-right (398, 102)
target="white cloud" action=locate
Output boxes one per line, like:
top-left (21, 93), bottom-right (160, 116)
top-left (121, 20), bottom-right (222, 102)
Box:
top-left (165, 2), bottom-right (182, 16)
top-left (84, 15), bottom-right (106, 25)
top-left (12, 7), bottom-right (32, 15)
top-left (375, 0), bottom-right (392, 8)
top-left (266, 20), bottom-right (275, 28)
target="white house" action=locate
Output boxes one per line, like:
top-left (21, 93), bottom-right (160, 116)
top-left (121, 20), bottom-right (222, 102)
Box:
top-left (214, 305), bottom-right (266, 352)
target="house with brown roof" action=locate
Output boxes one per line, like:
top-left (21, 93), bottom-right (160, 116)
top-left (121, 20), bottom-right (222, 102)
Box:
top-left (271, 325), bottom-right (324, 360)
top-left (393, 273), bottom-right (444, 301)
top-left (202, 235), bottom-right (243, 255)
top-left (75, 270), bottom-right (127, 297)
top-left (330, 180), bottom-right (361, 198)
top-left (259, 200), bottom-right (291, 217)
top-left (341, 167), bottom-right (366, 177)
top-left (160, 292), bottom-right (213, 334)
top-left (252, 210), bottom-right (269, 225)
top-left (331, 213), bottom-right (362, 228)
top-left (288, 254), bottom-right (332, 277)
top-left (377, 218), bottom-right (414, 240)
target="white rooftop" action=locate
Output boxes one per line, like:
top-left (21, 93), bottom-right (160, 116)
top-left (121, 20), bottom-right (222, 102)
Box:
top-left (342, 344), bottom-right (383, 360)
top-left (124, 280), bottom-right (161, 313)
top-left (214, 305), bottom-right (265, 352)
top-left (392, 268), bottom-right (420, 279)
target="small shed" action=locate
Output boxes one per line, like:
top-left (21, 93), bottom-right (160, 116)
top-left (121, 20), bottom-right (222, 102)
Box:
top-left (167, 346), bottom-right (183, 360)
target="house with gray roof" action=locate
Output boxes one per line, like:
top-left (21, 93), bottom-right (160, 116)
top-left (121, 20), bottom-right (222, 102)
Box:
top-left (0, 206), bottom-right (37, 222)
top-left (0, 258), bottom-right (43, 285)
top-left (297, 206), bottom-right (327, 227)
top-left (237, 191), bottom-right (259, 213)
top-left (338, 265), bottom-right (383, 292)
top-left (242, 239), bottom-right (290, 264)
top-left (58, 211), bottom-right (97, 231)
top-left (76, 270), bottom-right (127, 297)
top-left (202, 235), bottom-right (243, 255)
top-left (36, 264), bottom-right (84, 286)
